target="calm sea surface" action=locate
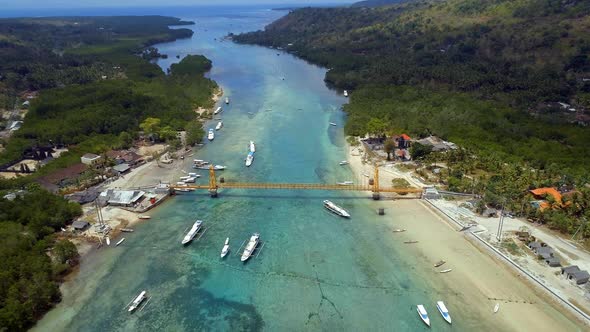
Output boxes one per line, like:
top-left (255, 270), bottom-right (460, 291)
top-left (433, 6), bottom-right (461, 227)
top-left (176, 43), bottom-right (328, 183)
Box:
top-left (34, 6), bottom-right (479, 331)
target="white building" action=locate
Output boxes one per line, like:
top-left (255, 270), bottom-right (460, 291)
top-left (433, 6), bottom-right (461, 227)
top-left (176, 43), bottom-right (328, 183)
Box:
top-left (81, 153), bottom-right (101, 165)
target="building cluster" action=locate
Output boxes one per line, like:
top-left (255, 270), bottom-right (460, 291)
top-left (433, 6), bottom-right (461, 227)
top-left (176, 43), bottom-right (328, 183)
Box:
top-left (527, 241), bottom-right (589, 285)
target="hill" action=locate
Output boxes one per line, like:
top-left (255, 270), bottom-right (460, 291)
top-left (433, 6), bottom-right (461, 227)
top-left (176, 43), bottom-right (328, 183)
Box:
top-left (351, 0), bottom-right (413, 7)
top-left (234, 0), bottom-right (590, 175)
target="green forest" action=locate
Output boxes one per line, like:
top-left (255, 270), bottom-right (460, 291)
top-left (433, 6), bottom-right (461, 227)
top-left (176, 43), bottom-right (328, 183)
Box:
top-left (0, 17), bottom-right (216, 170)
top-left (0, 187), bottom-right (82, 331)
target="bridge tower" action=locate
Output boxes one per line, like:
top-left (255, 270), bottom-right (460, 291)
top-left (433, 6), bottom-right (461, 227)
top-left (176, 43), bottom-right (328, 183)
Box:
top-left (372, 164), bottom-right (381, 200)
top-left (208, 165), bottom-right (218, 197)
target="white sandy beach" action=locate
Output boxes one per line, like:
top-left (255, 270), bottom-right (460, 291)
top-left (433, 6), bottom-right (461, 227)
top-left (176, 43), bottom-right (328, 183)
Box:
top-left (345, 139), bottom-right (587, 330)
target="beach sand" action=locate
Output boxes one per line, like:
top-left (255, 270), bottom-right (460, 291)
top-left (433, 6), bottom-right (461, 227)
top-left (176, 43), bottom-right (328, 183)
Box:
top-left (345, 139), bottom-right (587, 330)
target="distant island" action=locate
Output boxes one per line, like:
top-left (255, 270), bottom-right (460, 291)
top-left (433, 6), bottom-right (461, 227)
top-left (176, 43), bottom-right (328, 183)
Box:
top-left (0, 15), bottom-right (217, 330)
top-left (234, 0), bottom-right (590, 242)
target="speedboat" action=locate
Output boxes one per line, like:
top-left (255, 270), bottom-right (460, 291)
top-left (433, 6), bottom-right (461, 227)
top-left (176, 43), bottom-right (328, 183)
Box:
top-left (215, 121), bottom-right (223, 130)
top-left (225, 97), bottom-right (230, 104)
top-left (214, 107), bottom-right (222, 115)
top-left (128, 291), bottom-right (147, 313)
top-left (241, 233), bottom-right (260, 262)
top-left (181, 220), bottom-right (203, 245)
top-left (208, 129), bottom-right (215, 141)
top-left (245, 151), bottom-right (254, 167)
top-left (417, 304), bottom-right (430, 327)
top-left (249, 141), bottom-right (256, 153)
top-left (436, 301), bottom-right (452, 324)
top-left (343, 90), bottom-right (348, 97)
top-left (323, 200), bottom-right (350, 218)
top-left (339, 160), bottom-right (348, 165)
top-left (220, 237), bottom-right (230, 258)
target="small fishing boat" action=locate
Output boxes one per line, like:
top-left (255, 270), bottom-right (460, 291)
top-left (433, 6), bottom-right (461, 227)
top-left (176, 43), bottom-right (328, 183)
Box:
top-left (220, 237), bottom-right (230, 258)
top-left (215, 121), bottom-right (223, 130)
top-left (404, 240), bottom-right (419, 244)
top-left (329, 122), bottom-right (337, 126)
top-left (225, 97), bottom-right (230, 104)
top-left (138, 215), bottom-right (151, 220)
top-left (494, 303), bottom-right (500, 313)
top-left (182, 220), bottom-right (203, 245)
top-left (337, 181), bottom-right (354, 186)
top-left (208, 129), bottom-right (215, 141)
top-left (392, 229), bottom-right (406, 233)
top-left (439, 269), bottom-right (452, 273)
top-left (214, 107), bottom-right (222, 115)
top-left (323, 200), bottom-right (350, 218)
top-left (343, 90), bottom-right (348, 97)
top-left (436, 301), bottom-right (452, 324)
top-left (128, 291), bottom-right (147, 313)
top-left (245, 151), bottom-right (254, 167)
top-left (241, 233), bottom-right (260, 262)
top-left (121, 228), bottom-right (134, 233)
top-left (417, 305), bottom-right (430, 327)
top-left (194, 164), bottom-right (227, 170)
top-left (106, 237), bottom-right (111, 246)
top-left (249, 141), bottom-right (256, 153)
top-left (362, 172), bottom-right (370, 178)
top-left (434, 260), bottom-right (446, 267)
top-left (116, 238), bottom-right (125, 246)
top-left (339, 160), bottom-right (348, 165)
top-left (188, 172), bottom-right (198, 177)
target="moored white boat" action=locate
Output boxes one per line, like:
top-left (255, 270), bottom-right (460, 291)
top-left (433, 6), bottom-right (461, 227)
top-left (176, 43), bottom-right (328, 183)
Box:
top-left (339, 160), bottom-right (348, 165)
top-left (343, 90), bottom-right (348, 97)
top-left (182, 220), bottom-right (203, 245)
top-left (106, 237), bottom-right (111, 246)
top-left (215, 121), bottom-right (223, 130)
top-left (417, 304), bottom-right (430, 327)
top-left (436, 301), bottom-right (452, 324)
top-left (208, 129), bottom-right (215, 141)
top-left (245, 151), bottom-right (254, 167)
top-left (214, 107), bottom-right (222, 114)
top-left (337, 181), bottom-right (354, 186)
top-left (329, 122), bottom-right (337, 126)
top-left (128, 291), bottom-right (147, 312)
top-left (193, 164), bottom-right (226, 170)
top-left (494, 303), bottom-right (500, 313)
top-left (116, 238), bottom-right (125, 246)
top-left (249, 141), bottom-right (256, 153)
top-left (138, 215), bottom-right (151, 220)
top-left (225, 97), bottom-right (230, 104)
top-left (323, 200), bottom-right (350, 218)
top-left (241, 233), bottom-right (260, 262)
top-left (220, 237), bottom-right (230, 258)
top-left (439, 269), bottom-right (452, 273)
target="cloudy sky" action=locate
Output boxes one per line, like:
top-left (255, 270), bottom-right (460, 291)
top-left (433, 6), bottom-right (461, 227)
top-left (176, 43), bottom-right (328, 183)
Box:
top-left (3, 0), bottom-right (355, 8)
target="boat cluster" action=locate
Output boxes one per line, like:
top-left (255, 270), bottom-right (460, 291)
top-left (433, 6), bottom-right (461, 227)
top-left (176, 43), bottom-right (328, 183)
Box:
top-left (193, 159), bottom-right (227, 170)
top-left (417, 302), bottom-right (452, 327)
top-left (181, 219), bottom-right (261, 262)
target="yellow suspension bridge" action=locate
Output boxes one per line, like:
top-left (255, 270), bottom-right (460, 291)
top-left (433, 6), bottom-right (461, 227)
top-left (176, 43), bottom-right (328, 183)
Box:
top-left (171, 165), bottom-right (424, 199)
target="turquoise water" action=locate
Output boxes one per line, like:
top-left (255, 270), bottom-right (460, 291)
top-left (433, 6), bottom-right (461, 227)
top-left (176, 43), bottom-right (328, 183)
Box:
top-left (33, 8), bottom-right (477, 332)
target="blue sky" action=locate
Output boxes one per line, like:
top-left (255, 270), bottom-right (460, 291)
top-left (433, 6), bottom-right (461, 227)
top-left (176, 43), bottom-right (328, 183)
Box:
top-left (2, 0), bottom-right (356, 9)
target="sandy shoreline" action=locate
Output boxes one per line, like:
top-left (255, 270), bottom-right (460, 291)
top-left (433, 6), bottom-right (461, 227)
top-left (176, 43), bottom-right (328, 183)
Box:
top-left (345, 138), bottom-right (587, 329)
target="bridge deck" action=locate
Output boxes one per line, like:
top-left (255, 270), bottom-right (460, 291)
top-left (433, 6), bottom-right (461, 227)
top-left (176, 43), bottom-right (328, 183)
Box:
top-left (172, 182), bottom-right (423, 194)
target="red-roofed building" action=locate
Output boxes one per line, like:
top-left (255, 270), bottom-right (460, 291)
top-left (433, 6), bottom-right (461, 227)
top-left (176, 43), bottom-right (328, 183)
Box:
top-left (530, 188), bottom-right (562, 210)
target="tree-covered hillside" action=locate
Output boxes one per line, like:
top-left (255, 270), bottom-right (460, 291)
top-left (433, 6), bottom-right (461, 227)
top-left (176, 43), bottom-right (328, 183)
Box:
top-left (234, 0), bottom-right (590, 175)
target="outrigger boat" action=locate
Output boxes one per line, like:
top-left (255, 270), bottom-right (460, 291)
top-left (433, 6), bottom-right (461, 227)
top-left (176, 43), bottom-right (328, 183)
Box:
top-left (182, 220), bottom-right (203, 245)
top-left (214, 107), bottom-right (222, 115)
top-left (220, 237), bottom-right (230, 258)
top-left (494, 303), bottom-right (500, 313)
top-left (121, 228), bottom-right (134, 233)
top-left (434, 260), bottom-right (446, 267)
top-left (194, 164), bottom-right (227, 170)
top-left (439, 269), bottom-right (453, 273)
top-left (339, 160), bottom-right (349, 165)
top-left (323, 200), bottom-right (350, 218)
top-left (392, 229), bottom-right (406, 233)
top-left (337, 181), bottom-right (354, 186)
top-left (116, 238), bottom-right (125, 246)
top-left (128, 291), bottom-right (147, 313)
top-left (436, 301), bottom-right (452, 324)
top-left (241, 233), bottom-right (260, 262)
top-left (245, 151), bottom-right (254, 167)
top-left (417, 304), bottom-right (430, 327)
top-left (138, 215), bottom-right (151, 220)
top-left (329, 122), bottom-right (337, 126)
